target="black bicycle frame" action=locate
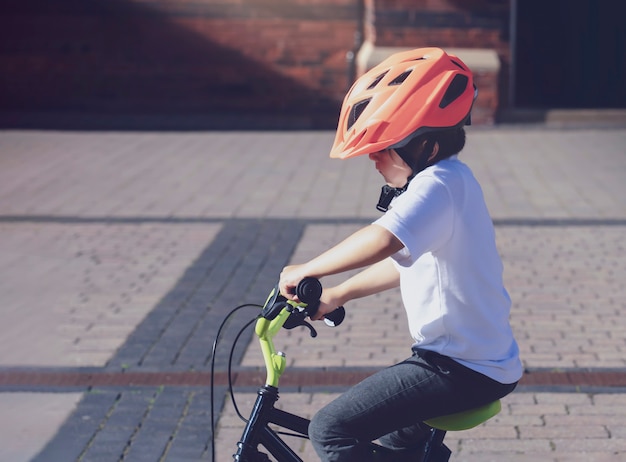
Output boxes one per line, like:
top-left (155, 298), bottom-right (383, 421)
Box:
top-left (233, 385), bottom-right (310, 462)
top-left (232, 385), bottom-right (449, 462)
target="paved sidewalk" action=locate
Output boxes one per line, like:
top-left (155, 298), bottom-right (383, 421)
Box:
top-left (0, 126), bottom-right (625, 461)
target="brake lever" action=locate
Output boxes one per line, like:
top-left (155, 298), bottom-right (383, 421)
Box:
top-left (270, 277), bottom-right (343, 333)
top-left (283, 307), bottom-right (318, 337)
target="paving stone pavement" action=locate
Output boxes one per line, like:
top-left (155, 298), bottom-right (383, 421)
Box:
top-left (0, 126), bottom-right (625, 461)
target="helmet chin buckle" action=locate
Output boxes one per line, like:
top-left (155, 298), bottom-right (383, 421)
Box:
top-left (376, 184), bottom-right (407, 212)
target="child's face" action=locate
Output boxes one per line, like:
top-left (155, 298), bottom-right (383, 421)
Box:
top-left (369, 149), bottom-right (413, 188)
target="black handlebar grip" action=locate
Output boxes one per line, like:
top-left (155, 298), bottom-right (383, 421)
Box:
top-left (296, 277), bottom-right (323, 304)
top-left (324, 306), bottom-right (346, 327)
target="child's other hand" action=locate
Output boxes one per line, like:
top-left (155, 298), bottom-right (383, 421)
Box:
top-left (311, 286), bottom-right (344, 321)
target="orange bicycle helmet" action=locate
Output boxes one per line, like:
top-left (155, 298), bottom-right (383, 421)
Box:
top-left (330, 47), bottom-right (477, 160)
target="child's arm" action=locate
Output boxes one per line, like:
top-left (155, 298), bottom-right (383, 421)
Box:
top-left (312, 258), bottom-right (400, 320)
top-left (279, 224), bottom-right (403, 298)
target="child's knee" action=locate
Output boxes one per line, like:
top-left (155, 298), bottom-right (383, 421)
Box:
top-left (308, 408), bottom-right (333, 444)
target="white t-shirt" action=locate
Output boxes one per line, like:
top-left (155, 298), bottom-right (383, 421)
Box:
top-left (374, 156), bottom-right (523, 384)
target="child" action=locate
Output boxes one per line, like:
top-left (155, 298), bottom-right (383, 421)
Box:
top-left (279, 47), bottom-right (522, 461)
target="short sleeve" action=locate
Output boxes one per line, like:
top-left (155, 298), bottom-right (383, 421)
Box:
top-left (374, 174), bottom-right (454, 264)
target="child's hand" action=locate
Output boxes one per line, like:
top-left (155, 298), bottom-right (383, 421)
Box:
top-left (311, 286), bottom-right (344, 321)
top-left (278, 265), bottom-right (308, 301)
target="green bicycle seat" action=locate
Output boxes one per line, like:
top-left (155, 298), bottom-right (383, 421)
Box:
top-left (424, 400), bottom-right (501, 431)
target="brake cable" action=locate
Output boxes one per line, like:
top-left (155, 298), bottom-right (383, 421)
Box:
top-left (210, 303), bottom-right (261, 462)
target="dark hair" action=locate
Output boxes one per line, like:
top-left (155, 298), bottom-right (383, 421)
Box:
top-left (395, 127), bottom-right (466, 173)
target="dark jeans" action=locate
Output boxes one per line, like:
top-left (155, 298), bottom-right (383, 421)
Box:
top-left (308, 349), bottom-right (517, 462)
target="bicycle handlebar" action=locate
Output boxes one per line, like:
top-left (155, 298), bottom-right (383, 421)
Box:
top-left (256, 277), bottom-right (345, 387)
top-left (261, 277), bottom-right (345, 329)
top-left (295, 277), bottom-right (346, 327)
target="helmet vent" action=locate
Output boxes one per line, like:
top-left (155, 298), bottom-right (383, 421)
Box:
top-left (389, 70), bottom-right (412, 86)
top-left (450, 60), bottom-right (466, 70)
top-left (367, 71), bottom-right (388, 90)
top-left (439, 74), bottom-right (469, 108)
top-left (348, 98), bottom-right (371, 130)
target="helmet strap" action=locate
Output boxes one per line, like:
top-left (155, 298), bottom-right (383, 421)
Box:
top-left (376, 182), bottom-right (410, 212)
top-left (376, 140), bottom-right (439, 212)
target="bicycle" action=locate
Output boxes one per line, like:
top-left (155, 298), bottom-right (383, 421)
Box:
top-left (213, 277), bottom-right (502, 461)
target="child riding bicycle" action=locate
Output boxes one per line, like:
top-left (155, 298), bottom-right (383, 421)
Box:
top-left (278, 47), bottom-right (523, 461)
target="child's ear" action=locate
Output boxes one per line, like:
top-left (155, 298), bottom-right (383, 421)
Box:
top-left (428, 142), bottom-right (439, 162)
top-left (421, 140), bottom-right (438, 162)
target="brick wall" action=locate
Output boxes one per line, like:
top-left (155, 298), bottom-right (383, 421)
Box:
top-left (0, 0), bottom-right (510, 128)
top-left (0, 0), bottom-right (359, 127)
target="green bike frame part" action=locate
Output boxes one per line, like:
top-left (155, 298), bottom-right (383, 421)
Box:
top-left (257, 287), bottom-right (310, 387)
top-left (255, 311), bottom-right (289, 387)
